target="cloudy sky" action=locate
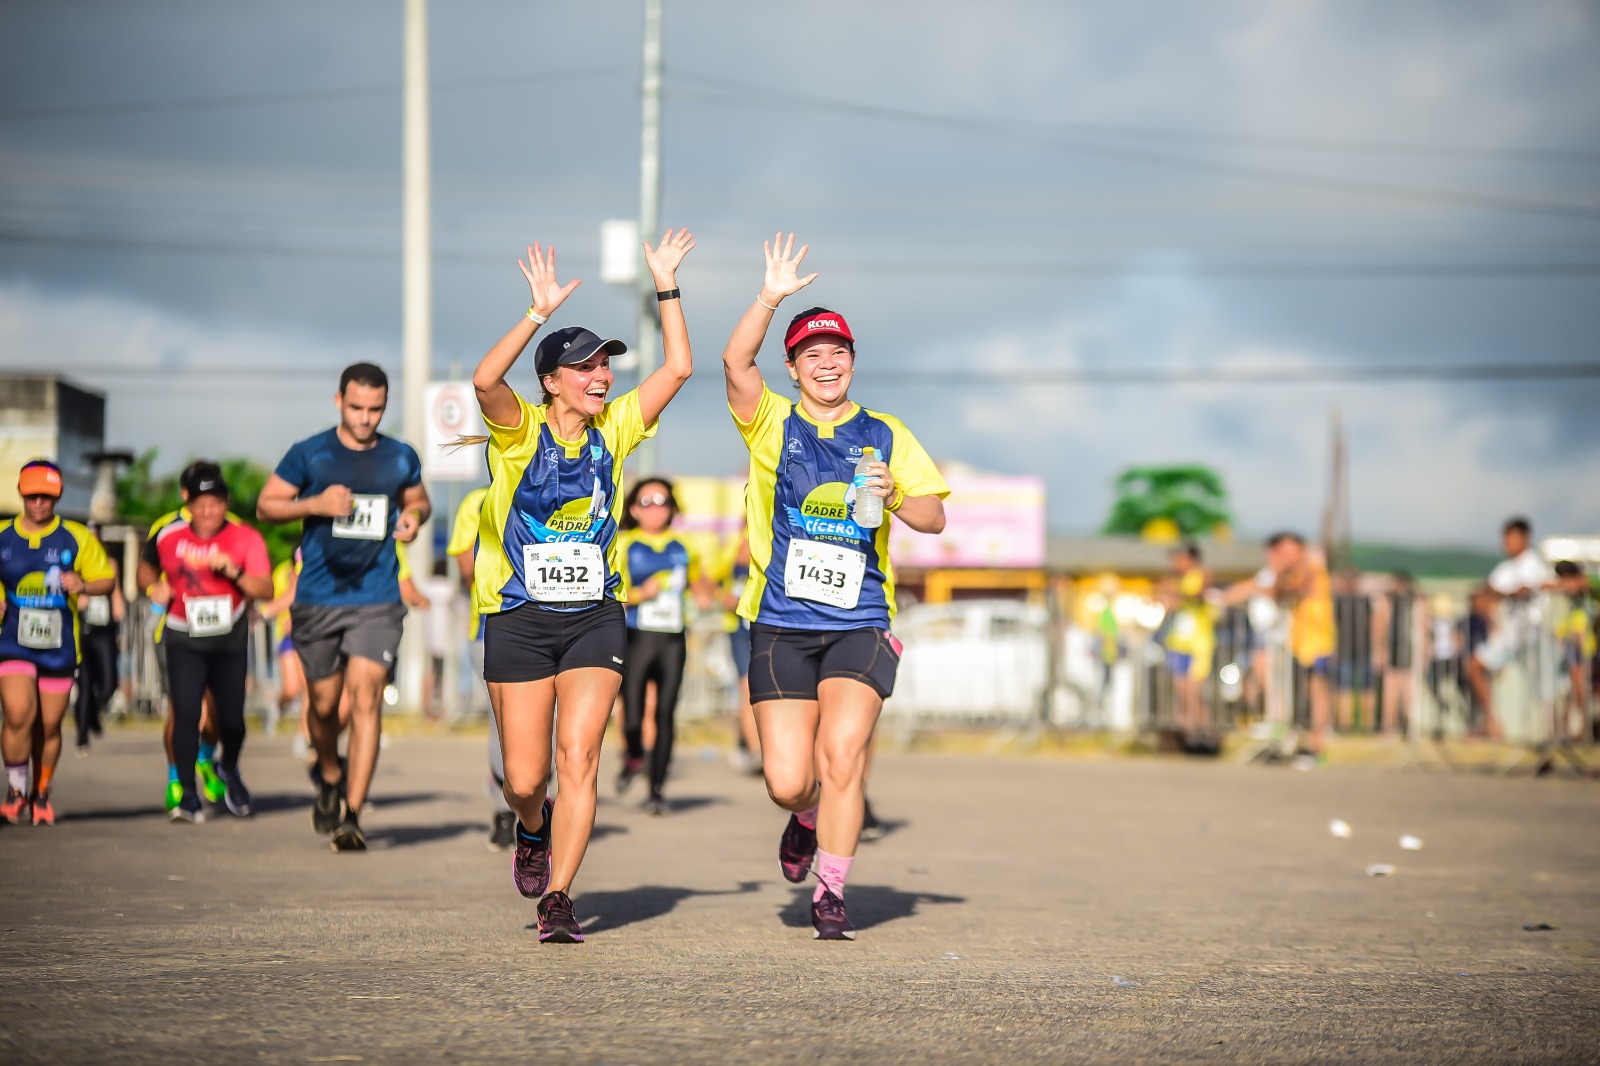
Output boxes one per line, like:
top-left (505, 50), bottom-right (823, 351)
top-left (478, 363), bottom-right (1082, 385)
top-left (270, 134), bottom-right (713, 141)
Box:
top-left (2, 0), bottom-right (1596, 548)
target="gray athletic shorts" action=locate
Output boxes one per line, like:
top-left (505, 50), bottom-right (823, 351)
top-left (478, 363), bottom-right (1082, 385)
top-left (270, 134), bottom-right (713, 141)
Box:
top-left (289, 602), bottom-right (407, 683)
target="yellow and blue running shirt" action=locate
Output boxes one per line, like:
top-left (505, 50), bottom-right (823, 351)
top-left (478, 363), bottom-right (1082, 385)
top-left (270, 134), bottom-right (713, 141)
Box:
top-left (733, 384), bottom-right (948, 631)
top-left (447, 486), bottom-right (490, 640)
top-left (619, 529), bottom-right (697, 633)
top-left (472, 389), bottom-right (655, 618)
top-left (0, 517), bottom-right (114, 672)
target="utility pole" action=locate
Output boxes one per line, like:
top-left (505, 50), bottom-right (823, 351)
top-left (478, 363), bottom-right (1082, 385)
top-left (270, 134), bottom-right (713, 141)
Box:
top-left (634, 0), bottom-right (663, 475)
top-left (399, 0), bottom-right (432, 712)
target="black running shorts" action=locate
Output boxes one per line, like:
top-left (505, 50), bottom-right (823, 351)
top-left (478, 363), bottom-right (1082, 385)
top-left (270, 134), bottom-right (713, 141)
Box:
top-left (748, 623), bottom-right (901, 704)
top-left (482, 599), bottom-right (626, 684)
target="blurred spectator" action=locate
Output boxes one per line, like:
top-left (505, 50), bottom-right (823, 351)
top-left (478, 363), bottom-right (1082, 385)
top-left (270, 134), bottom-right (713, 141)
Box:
top-left (1472, 517), bottom-right (1554, 740)
top-left (1463, 584), bottom-right (1500, 738)
top-left (1551, 561), bottom-right (1594, 742)
top-left (1374, 572), bottom-right (1418, 737)
top-left (1158, 542), bottom-right (1213, 742)
top-left (419, 558), bottom-right (458, 722)
top-left (1332, 571), bottom-right (1375, 732)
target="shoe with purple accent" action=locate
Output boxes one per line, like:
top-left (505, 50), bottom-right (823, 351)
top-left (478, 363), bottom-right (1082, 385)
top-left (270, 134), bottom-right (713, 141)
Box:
top-left (512, 797), bottom-right (554, 898)
top-left (778, 813), bottom-right (817, 883)
top-left (811, 888), bottom-right (856, 940)
top-left (537, 890), bottom-right (584, 943)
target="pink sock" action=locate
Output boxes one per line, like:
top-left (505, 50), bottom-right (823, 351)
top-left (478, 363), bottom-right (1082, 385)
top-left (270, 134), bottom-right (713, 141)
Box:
top-left (813, 850), bottom-right (853, 901)
top-left (796, 805), bottom-right (818, 830)
top-left (5, 762), bottom-right (27, 795)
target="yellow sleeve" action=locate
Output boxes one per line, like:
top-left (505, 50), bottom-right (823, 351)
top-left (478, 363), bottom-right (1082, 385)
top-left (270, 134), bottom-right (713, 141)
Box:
top-left (396, 540), bottom-right (412, 582)
top-left (731, 384), bottom-right (788, 448)
top-left (69, 523), bottom-right (115, 583)
top-left (880, 414), bottom-right (950, 499)
top-left (483, 391), bottom-right (541, 450)
top-left (593, 389), bottom-right (657, 462)
top-left (615, 530), bottom-right (637, 601)
top-left (447, 488), bottom-right (487, 557)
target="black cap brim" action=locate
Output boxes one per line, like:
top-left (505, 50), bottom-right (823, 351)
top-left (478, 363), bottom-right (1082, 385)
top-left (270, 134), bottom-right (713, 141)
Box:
top-left (541, 337), bottom-right (628, 375)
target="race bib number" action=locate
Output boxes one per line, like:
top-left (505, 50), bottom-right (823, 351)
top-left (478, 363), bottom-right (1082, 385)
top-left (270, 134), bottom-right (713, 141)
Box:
top-left (84, 596), bottom-right (112, 628)
top-left (784, 539), bottom-right (866, 610)
top-left (332, 494), bottom-right (389, 540)
top-left (522, 543), bottom-right (605, 602)
top-left (185, 595), bottom-right (234, 638)
top-left (637, 566), bottom-right (686, 633)
top-left (18, 607), bottom-right (63, 650)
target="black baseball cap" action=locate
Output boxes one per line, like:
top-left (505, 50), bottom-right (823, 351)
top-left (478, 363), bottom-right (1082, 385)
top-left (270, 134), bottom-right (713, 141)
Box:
top-left (534, 326), bottom-right (627, 377)
top-left (180, 460), bottom-right (229, 500)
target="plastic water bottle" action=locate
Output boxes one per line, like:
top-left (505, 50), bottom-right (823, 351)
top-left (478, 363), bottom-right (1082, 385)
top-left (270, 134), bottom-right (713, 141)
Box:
top-left (853, 447), bottom-right (883, 529)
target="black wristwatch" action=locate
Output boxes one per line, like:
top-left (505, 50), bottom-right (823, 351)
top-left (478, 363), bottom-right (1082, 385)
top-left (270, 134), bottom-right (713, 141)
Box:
top-left (655, 288), bottom-right (681, 302)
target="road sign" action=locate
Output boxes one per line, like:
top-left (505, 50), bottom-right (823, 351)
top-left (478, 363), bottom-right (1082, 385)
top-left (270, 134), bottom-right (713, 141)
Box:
top-left (423, 381), bottom-right (484, 481)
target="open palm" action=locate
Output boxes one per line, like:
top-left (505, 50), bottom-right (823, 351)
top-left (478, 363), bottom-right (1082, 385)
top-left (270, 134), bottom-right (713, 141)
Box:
top-left (518, 242), bottom-right (581, 318)
top-left (763, 232), bottom-right (818, 299)
top-left (643, 227), bottom-right (696, 281)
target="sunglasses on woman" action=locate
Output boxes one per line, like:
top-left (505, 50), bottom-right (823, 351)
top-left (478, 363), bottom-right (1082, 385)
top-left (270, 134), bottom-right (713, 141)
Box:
top-left (635, 493), bottom-right (670, 508)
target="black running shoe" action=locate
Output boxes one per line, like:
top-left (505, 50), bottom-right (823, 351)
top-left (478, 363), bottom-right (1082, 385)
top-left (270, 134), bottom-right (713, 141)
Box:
top-left (331, 811), bottom-right (366, 852)
top-left (488, 810), bottom-right (517, 851)
top-left (811, 889), bottom-right (856, 941)
top-left (312, 778), bottom-right (344, 836)
top-left (778, 813), bottom-right (817, 883)
top-left (537, 890), bottom-right (584, 943)
top-left (169, 794), bottom-right (205, 825)
top-left (615, 756), bottom-right (643, 796)
top-left (218, 766), bottom-right (252, 817)
top-left (644, 794), bottom-right (667, 817)
top-left (512, 798), bottom-right (554, 898)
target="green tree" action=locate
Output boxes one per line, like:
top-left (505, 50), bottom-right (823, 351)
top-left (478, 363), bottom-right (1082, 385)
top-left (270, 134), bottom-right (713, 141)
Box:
top-left (116, 449), bottom-right (300, 567)
top-left (1102, 464), bottom-right (1233, 540)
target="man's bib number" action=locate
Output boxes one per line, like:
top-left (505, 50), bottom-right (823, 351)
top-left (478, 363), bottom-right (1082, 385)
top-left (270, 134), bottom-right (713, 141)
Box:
top-left (185, 595), bottom-right (235, 638)
top-left (18, 607), bottom-right (63, 650)
top-left (523, 543), bottom-right (605, 602)
top-left (332, 495), bottom-right (388, 540)
top-left (637, 566), bottom-right (685, 633)
top-left (784, 540), bottom-right (865, 610)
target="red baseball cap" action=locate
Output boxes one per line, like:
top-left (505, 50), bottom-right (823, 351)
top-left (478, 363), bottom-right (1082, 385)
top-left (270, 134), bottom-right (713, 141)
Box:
top-left (784, 309), bottom-right (855, 354)
top-left (18, 460), bottom-right (62, 498)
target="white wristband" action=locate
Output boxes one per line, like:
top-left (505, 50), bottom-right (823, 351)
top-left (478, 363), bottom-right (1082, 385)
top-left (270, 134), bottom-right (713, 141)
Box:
top-left (526, 306), bottom-right (549, 325)
top-left (755, 294), bottom-right (779, 312)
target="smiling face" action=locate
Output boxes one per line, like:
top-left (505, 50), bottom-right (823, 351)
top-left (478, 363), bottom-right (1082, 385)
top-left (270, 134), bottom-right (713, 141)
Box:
top-left (786, 338), bottom-right (855, 407)
top-left (629, 479), bottom-right (674, 534)
top-left (544, 354), bottom-right (613, 418)
top-left (188, 492), bottom-right (228, 539)
top-left (337, 382), bottom-right (388, 446)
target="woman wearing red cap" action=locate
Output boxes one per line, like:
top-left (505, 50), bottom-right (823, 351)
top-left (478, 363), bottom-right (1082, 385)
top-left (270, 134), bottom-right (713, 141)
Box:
top-left (463, 229), bottom-right (696, 942)
top-left (0, 460), bottom-right (116, 825)
top-left (722, 234), bottom-right (949, 939)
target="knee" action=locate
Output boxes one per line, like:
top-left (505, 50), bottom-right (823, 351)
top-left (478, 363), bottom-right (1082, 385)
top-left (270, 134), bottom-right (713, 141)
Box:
top-left (555, 739), bottom-right (600, 782)
top-left (763, 771), bottom-right (815, 810)
top-left (815, 743), bottom-right (865, 793)
top-left (502, 764), bottom-right (550, 808)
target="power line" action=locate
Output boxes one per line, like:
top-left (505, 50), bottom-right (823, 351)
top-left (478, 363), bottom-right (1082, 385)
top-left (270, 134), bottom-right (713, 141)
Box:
top-left (854, 362), bottom-right (1600, 385)
top-left (4, 226), bottom-right (1600, 281)
top-left (0, 67), bottom-right (628, 121)
top-left (667, 74), bottom-right (1600, 223)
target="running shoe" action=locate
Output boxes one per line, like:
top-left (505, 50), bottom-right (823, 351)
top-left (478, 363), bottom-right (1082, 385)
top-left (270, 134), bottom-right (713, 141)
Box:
top-left (1, 787), bottom-right (28, 825)
top-left (488, 810), bottom-right (517, 852)
top-left (30, 792), bottom-right (55, 827)
top-left (778, 813), bottom-right (818, 883)
top-left (164, 779), bottom-right (183, 812)
top-left (615, 756), bottom-right (644, 796)
top-left (312, 778), bottom-right (345, 836)
top-left (644, 794), bottom-right (667, 817)
top-left (811, 889), bottom-right (856, 941)
top-left (196, 759), bottom-right (226, 804)
top-left (536, 890), bottom-right (584, 944)
top-left (512, 798), bottom-right (554, 898)
top-left (218, 766), bottom-right (253, 817)
top-left (331, 811), bottom-right (366, 852)
top-left (169, 796), bottom-right (206, 825)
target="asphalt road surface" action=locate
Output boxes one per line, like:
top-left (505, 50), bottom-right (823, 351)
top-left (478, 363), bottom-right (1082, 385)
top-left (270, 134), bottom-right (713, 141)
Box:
top-left (3, 729), bottom-right (1597, 1064)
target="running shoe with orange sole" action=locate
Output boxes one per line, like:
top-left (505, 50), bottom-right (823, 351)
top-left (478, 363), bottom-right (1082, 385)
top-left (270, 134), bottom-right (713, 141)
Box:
top-left (30, 792), bottom-right (54, 826)
top-left (1, 787), bottom-right (29, 825)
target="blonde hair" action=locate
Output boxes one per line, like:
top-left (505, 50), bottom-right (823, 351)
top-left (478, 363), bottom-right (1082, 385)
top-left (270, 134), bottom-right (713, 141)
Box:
top-left (444, 435), bottom-right (489, 448)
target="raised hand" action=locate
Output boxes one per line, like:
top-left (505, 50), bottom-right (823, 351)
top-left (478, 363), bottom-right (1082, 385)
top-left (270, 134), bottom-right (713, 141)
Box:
top-left (518, 242), bottom-right (582, 320)
top-left (761, 232), bottom-right (818, 304)
top-left (643, 228), bottom-right (696, 288)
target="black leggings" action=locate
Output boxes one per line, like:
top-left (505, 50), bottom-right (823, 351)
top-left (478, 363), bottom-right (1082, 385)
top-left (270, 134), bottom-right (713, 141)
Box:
top-left (621, 628), bottom-right (687, 796)
top-left (164, 626), bottom-right (249, 802)
top-left (74, 626), bottom-right (118, 745)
